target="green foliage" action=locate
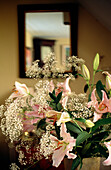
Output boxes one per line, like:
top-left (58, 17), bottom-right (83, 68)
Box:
top-left (96, 80), bottom-right (108, 100)
top-left (37, 118), bottom-right (47, 130)
top-left (95, 69), bottom-right (103, 73)
top-left (91, 118), bottom-right (111, 133)
top-left (75, 73), bottom-right (83, 78)
top-left (81, 143), bottom-right (91, 155)
top-left (75, 118), bottom-right (86, 123)
top-left (49, 92), bottom-right (57, 101)
top-left (71, 157), bottom-right (81, 170)
top-left (48, 91), bottom-right (63, 111)
top-left (76, 131), bottom-right (92, 146)
top-left (84, 84), bottom-right (89, 93)
top-left (66, 122), bottom-right (82, 135)
top-left (57, 103), bottom-right (62, 111)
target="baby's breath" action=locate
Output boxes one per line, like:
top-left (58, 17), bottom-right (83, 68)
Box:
top-left (67, 92), bottom-right (93, 118)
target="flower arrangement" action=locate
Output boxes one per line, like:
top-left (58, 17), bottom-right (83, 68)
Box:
top-left (0, 53), bottom-right (111, 170)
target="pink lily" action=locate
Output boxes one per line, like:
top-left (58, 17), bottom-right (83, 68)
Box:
top-left (57, 112), bottom-right (71, 126)
top-left (49, 77), bottom-right (71, 96)
top-left (10, 81), bottom-right (30, 98)
top-left (103, 141), bottom-right (111, 166)
top-left (87, 89), bottom-right (98, 108)
top-left (23, 104), bottom-right (46, 132)
top-left (95, 90), bottom-right (111, 113)
top-left (88, 89), bottom-right (111, 121)
top-left (62, 96), bottom-right (68, 109)
top-left (46, 110), bottom-right (71, 126)
top-left (93, 111), bottom-right (103, 122)
top-left (49, 80), bottom-right (55, 93)
top-left (50, 123), bottom-right (77, 167)
top-left (56, 77), bottom-right (71, 96)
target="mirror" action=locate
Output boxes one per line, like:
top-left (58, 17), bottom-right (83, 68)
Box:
top-left (17, 3), bottom-right (78, 78)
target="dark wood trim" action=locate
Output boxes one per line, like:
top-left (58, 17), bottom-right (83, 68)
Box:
top-left (17, 3), bottom-right (78, 78)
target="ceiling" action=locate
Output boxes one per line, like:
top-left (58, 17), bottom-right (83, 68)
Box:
top-left (26, 0), bottom-right (111, 39)
top-left (26, 12), bottom-right (70, 39)
top-left (78, 0), bottom-right (111, 32)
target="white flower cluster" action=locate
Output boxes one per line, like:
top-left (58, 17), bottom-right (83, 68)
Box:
top-left (15, 136), bottom-right (43, 165)
top-left (0, 104), bottom-right (6, 117)
top-left (9, 163), bottom-right (20, 170)
top-left (26, 53), bottom-right (84, 79)
top-left (67, 56), bottom-right (85, 71)
top-left (67, 93), bottom-right (93, 118)
top-left (40, 125), bottom-right (56, 159)
top-left (31, 80), bottom-right (51, 114)
top-left (0, 98), bottom-right (23, 143)
top-left (26, 53), bottom-right (64, 79)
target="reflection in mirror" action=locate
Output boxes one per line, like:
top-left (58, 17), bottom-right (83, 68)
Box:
top-left (17, 4), bottom-right (78, 78)
top-left (25, 12), bottom-right (70, 71)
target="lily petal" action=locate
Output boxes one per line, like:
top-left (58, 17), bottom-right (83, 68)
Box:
top-left (103, 141), bottom-right (111, 166)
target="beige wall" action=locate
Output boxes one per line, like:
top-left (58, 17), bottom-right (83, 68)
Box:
top-left (0, 1), bottom-right (111, 169)
top-left (0, 1), bottom-right (111, 104)
top-left (70, 6), bottom-right (111, 94)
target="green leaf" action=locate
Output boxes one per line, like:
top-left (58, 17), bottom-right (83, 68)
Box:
top-left (56, 91), bottom-right (62, 103)
top-left (52, 89), bottom-right (55, 95)
top-left (81, 143), bottom-right (91, 155)
top-left (71, 157), bottom-right (81, 170)
top-left (88, 92), bottom-right (91, 102)
top-left (57, 103), bottom-right (62, 111)
top-left (49, 92), bottom-right (57, 101)
top-left (66, 122), bottom-right (82, 135)
top-left (91, 131), bottom-right (109, 142)
top-left (76, 73), bottom-right (83, 78)
top-left (84, 84), bottom-right (89, 93)
top-left (95, 143), bottom-right (108, 158)
top-left (48, 101), bottom-right (56, 110)
top-left (75, 118), bottom-right (86, 123)
top-left (96, 80), bottom-right (107, 100)
top-left (95, 69), bottom-right (103, 73)
top-left (76, 131), bottom-right (92, 146)
top-left (91, 118), bottom-right (111, 133)
top-left (37, 118), bottom-right (47, 130)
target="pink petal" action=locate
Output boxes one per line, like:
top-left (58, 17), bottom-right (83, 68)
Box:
top-left (15, 81), bottom-right (29, 95)
top-left (66, 152), bottom-right (77, 159)
top-left (103, 141), bottom-right (111, 166)
top-left (52, 146), bottom-right (66, 167)
top-left (103, 71), bottom-right (111, 79)
top-left (60, 123), bottom-right (67, 138)
top-left (87, 89), bottom-right (98, 108)
top-left (93, 112), bottom-right (103, 122)
top-left (62, 96), bottom-right (68, 108)
top-left (91, 88), bottom-right (97, 102)
top-left (63, 77), bottom-right (71, 94)
top-left (103, 155), bottom-right (111, 166)
top-left (101, 90), bottom-right (109, 105)
top-left (49, 80), bottom-right (55, 92)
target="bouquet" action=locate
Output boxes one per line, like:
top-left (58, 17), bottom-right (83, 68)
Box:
top-left (0, 53), bottom-right (111, 170)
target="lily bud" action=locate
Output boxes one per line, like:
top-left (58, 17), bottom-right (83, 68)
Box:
top-left (82, 64), bottom-right (90, 81)
top-left (85, 120), bottom-right (94, 128)
top-left (106, 75), bottom-right (111, 90)
top-left (93, 53), bottom-right (99, 71)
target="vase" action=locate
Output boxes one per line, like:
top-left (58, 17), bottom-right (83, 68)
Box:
top-left (64, 157), bottom-right (100, 170)
top-left (64, 158), bottom-right (76, 170)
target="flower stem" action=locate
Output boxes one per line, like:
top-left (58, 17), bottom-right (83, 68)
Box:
top-left (72, 119), bottom-right (83, 132)
top-left (24, 160), bottom-right (40, 170)
top-left (91, 71), bottom-right (96, 93)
